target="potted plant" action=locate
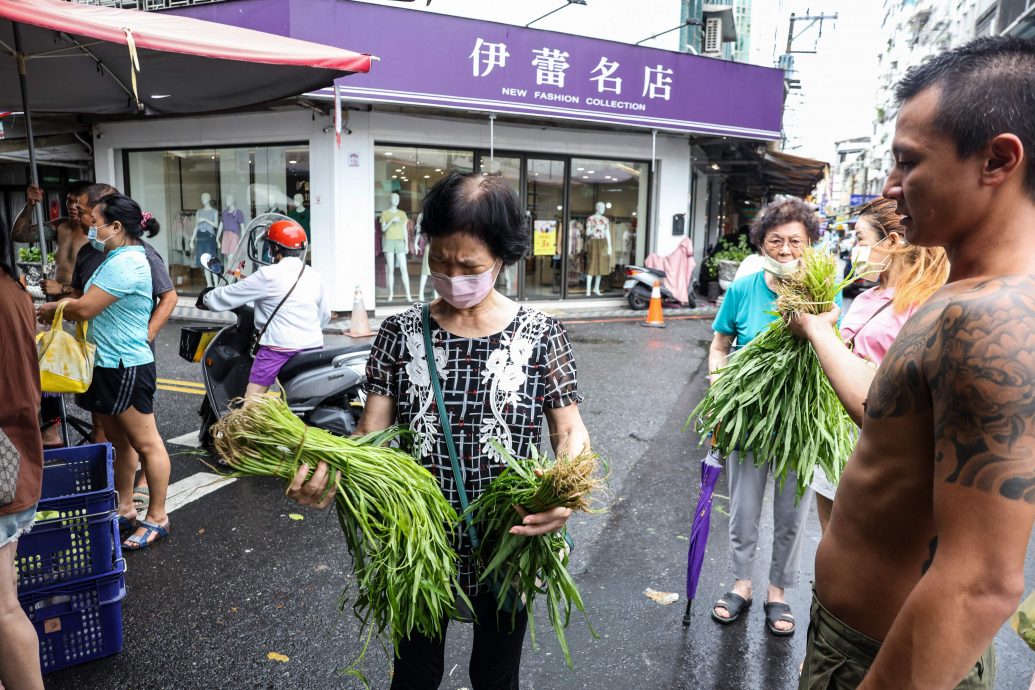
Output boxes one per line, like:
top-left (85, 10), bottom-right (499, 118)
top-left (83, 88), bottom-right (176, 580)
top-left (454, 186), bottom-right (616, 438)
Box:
top-left (705, 235), bottom-right (753, 293)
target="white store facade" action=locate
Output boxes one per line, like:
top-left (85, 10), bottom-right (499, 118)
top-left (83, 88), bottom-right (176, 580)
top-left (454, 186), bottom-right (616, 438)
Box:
top-left (91, 0), bottom-right (785, 312)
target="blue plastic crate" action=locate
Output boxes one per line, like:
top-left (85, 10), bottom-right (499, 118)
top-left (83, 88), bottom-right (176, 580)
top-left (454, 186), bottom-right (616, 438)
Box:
top-left (19, 562), bottom-right (126, 674)
top-left (39, 444), bottom-right (114, 510)
top-left (16, 513), bottom-right (122, 593)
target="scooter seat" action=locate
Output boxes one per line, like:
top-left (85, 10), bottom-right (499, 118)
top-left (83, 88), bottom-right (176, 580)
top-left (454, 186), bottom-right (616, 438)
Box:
top-left (279, 344), bottom-right (369, 382)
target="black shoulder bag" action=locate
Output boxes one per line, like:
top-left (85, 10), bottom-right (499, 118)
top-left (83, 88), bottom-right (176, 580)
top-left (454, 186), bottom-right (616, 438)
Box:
top-left (250, 262), bottom-right (306, 358)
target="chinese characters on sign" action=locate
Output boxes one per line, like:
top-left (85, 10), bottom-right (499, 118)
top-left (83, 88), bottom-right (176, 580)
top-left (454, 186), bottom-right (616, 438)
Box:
top-left (470, 39), bottom-right (672, 111)
top-left (531, 48), bottom-right (570, 87)
top-left (590, 57), bottom-right (622, 95)
top-left (469, 38), bottom-right (510, 77)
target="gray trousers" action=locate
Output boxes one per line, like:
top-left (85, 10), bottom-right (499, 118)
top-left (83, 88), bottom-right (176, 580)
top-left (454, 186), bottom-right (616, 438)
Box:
top-left (726, 451), bottom-right (813, 589)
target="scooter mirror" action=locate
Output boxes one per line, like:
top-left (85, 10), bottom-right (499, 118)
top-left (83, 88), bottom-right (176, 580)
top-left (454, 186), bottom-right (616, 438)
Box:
top-left (200, 253), bottom-right (223, 276)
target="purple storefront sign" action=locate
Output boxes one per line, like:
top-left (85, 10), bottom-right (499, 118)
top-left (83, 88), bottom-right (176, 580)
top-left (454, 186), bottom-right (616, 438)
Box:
top-left (176, 0), bottom-right (784, 139)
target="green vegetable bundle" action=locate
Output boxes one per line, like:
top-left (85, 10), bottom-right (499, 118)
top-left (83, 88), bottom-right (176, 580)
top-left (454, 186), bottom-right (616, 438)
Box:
top-left (17, 247), bottom-right (55, 264)
top-left (469, 443), bottom-right (605, 668)
top-left (690, 246), bottom-right (856, 497)
top-left (211, 396), bottom-right (464, 675)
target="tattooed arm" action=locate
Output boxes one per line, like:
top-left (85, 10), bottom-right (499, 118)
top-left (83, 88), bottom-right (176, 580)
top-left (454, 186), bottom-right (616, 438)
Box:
top-left (861, 281), bottom-right (1035, 689)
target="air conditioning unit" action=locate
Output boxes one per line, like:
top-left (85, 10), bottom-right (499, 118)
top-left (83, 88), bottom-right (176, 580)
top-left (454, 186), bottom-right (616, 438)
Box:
top-left (704, 18), bottom-right (722, 54)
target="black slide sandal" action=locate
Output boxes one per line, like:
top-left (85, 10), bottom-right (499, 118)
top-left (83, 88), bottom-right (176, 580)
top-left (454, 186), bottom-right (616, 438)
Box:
top-left (764, 601), bottom-right (796, 636)
top-left (711, 591), bottom-right (752, 624)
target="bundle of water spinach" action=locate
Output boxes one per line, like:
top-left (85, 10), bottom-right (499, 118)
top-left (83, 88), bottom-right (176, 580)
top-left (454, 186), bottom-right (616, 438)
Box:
top-left (469, 443), bottom-right (606, 668)
top-left (689, 246), bottom-right (856, 498)
top-left (211, 396), bottom-right (464, 681)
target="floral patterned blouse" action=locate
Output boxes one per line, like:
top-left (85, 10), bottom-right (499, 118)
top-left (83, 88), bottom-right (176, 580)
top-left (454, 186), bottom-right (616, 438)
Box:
top-left (365, 304), bottom-right (583, 595)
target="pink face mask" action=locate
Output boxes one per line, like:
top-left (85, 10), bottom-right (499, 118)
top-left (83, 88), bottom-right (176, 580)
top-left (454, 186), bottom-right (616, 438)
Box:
top-left (431, 260), bottom-right (500, 309)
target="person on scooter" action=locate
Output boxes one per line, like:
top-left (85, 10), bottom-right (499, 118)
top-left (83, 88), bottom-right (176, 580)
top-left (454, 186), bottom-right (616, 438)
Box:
top-left (199, 219), bottom-right (330, 399)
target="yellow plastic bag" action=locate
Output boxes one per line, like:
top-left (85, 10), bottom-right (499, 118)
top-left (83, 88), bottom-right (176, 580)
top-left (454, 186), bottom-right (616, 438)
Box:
top-left (36, 301), bottom-right (95, 394)
top-left (1010, 589), bottom-right (1035, 652)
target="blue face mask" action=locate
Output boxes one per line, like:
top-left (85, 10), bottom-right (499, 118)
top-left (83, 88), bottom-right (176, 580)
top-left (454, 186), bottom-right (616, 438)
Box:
top-left (87, 223), bottom-right (118, 252)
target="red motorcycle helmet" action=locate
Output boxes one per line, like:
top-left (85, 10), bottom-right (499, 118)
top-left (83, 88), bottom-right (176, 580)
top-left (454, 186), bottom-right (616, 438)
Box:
top-left (266, 219), bottom-right (307, 251)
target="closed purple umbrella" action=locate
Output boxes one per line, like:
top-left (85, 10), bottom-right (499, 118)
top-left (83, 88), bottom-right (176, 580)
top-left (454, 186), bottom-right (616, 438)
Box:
top-left (682, 446), bottom-right (724, 626)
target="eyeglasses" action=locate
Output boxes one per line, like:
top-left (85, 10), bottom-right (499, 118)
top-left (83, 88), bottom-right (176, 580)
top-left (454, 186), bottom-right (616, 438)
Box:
top-left (765, 236), bottom-right (804, 250)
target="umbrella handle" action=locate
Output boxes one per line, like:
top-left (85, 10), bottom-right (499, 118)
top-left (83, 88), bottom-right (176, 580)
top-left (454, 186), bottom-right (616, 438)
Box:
top-left (682, 598), bottom-right (693, 626)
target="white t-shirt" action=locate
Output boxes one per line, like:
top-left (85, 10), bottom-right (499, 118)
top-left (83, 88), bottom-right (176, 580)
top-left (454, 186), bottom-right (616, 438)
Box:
top-left (202, 256), bottom-right (329, 350)
top-left (732, 253), bottom-right (766, 282)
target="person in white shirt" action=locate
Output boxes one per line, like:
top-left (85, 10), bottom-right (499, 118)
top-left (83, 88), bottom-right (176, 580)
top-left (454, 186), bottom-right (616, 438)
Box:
top-left (199, 219), bottom-right (330, 399)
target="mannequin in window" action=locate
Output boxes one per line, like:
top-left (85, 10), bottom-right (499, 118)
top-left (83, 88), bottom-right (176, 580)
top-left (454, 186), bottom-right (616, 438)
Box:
top-left (379, 192), bottom-right (412, 301)
top-left (189, 192), bottom-right (220, 288)
top-left (288, 193), bottom-right (311, 244)
top-left (585, 201), bottom-right (612, 296)
top-left (219, 194), bottom-right (244, 263)
top-left (415, 212), bottom-right (437, 301)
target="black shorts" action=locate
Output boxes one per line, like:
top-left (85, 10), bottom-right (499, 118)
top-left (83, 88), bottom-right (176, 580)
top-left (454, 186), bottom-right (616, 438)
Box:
top-left (76, 362), bottom-right (157, 416)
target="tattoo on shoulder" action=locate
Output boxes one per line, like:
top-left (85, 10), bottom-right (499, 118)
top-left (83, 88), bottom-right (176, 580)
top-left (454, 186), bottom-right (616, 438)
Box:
top-left (927, 277), bottom-right (1035, 503)
top-left (864, 295), bottom-right (950, 420)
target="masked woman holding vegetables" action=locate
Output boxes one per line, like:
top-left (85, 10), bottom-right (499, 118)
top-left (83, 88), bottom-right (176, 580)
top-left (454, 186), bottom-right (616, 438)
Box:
top-left (708, 197), bottom-right (833, 637)
top-left (290, 171), bottom-right (590, 690)
top-left (787, 197), bottom-right (948, 531)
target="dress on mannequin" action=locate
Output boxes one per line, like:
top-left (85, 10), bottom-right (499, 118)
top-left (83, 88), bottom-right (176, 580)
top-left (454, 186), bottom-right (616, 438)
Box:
top-left (415, 213), bottom-right (437, 301)
top-left (585, 204), bottom-right (612, 296)
top-left (380, 194), bottom-right (412, 301)
top-left (221, 203), bottom-right (244, 257)
top-left (190, 193), bottom-right (220, 288)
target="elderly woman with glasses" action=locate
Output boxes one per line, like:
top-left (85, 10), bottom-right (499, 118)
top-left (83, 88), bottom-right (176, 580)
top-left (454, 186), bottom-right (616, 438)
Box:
top-left (707, 197), bottom-right (833, 637)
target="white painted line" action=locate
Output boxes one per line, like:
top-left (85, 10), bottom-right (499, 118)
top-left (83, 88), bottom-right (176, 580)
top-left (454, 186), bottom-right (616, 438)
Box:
top-left (166, 472), bottom-right (237, 514)
top-left (167, 430), bottom-right (203, 448)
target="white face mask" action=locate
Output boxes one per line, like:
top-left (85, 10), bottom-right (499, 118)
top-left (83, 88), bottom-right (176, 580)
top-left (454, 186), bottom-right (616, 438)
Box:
top-left (762, 254), bottom-right (800, 278)
top-left (851, 237), bottom-right (893, 277)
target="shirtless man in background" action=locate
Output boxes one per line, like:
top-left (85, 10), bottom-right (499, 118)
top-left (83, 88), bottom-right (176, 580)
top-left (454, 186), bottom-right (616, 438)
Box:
top-left (800, 36), bottom-right (1035, 689)
top-left (12, 182), bottom-right (92, 298)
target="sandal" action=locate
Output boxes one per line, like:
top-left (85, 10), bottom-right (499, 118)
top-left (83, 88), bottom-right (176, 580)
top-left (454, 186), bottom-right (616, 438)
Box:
top-left (764, 601), bottom-right (796, 636)
top-left (711, 591), bottom-right (752, 624)
top-left (132, 486), bottom-right (150, 511)
top-left (123, 520), bottom-right (169, 551)
top-left (117, 515), bottom-right (137, 541)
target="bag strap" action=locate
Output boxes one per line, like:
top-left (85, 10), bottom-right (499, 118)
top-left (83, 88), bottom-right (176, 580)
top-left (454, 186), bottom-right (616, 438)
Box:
top-left (255, 261), bottom-right (306, 344)
top-left (845, 298), bottom-right (894, 349)
top-left (422, 303), bottom-right (481, 549)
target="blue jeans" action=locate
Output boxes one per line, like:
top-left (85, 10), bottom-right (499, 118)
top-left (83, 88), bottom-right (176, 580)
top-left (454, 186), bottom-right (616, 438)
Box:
top-left (0, 505), bottom-right (37, 548)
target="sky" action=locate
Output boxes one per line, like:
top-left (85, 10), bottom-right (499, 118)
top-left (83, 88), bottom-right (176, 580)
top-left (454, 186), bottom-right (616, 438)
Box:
top-left (354, 0), bottom-right (884, 164)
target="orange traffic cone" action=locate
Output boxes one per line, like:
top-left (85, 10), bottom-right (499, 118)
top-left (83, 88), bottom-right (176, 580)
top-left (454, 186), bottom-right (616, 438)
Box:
top-left (640, 280), bottom-right (667, 328)
top-left (347, 285), bottom-right (374, 337)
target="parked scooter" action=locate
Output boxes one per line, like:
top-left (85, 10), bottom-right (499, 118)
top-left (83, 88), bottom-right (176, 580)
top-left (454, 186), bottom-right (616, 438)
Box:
top-left (179, 213), bottom-right (369, 449)
top-left (623, 265), bottom-right (686, 310)
top-left (623, 237), bottom-right (698, 310)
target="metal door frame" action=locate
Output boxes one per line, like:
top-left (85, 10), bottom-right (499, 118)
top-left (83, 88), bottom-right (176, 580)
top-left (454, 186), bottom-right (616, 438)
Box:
top-left (475, 150), bottom-right (572, 300)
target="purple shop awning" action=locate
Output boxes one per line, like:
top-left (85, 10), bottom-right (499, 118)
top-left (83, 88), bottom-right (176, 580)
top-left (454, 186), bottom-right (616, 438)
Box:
top-left (175, 0), bottom-right (784, 140)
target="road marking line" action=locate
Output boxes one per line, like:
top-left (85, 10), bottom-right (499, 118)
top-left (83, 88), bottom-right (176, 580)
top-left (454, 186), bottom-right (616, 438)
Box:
top-left (158, 385), bottom-right (206, 395)
top-left (167, 430), bottom-right (203, 448)
top-left (157, 378), bottom-right (205, 388)
top-left (166, 472), bottom-right (236, 514)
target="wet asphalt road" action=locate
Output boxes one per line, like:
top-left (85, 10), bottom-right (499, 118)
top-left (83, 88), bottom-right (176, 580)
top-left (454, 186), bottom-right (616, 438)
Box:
top-left (42, 316), bottom-right (1035, 690)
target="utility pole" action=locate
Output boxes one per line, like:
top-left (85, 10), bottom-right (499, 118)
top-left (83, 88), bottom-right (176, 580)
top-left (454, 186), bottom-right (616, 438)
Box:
top-left (785, 11), bottom-right (838, 55)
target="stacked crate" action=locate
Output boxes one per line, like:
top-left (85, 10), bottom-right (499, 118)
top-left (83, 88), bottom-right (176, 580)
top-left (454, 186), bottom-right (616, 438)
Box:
top-left (15, 444), bottom-right (126, 673)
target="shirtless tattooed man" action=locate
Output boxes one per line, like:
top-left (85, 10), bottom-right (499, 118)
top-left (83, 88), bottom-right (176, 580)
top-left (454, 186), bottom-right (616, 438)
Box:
top-left (799, 36), bottom-right (1035, 689)
top-left (11, 182), bottom-right (93, 298)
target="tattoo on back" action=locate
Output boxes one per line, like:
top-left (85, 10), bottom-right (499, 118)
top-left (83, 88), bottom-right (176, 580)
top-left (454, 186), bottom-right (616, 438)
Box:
top-left (866, 276), bottom-right (1035, 504)
top-left (921, 537), bottom-right (938, 575)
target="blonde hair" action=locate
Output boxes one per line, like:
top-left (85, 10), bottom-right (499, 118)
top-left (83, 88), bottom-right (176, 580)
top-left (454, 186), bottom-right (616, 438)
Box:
top-left (856, 198), bottom-right (949, 313)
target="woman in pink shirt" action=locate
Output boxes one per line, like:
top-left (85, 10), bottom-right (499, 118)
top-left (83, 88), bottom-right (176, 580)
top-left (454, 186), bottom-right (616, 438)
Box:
top-left (790, 198), bottom-right (949, 532)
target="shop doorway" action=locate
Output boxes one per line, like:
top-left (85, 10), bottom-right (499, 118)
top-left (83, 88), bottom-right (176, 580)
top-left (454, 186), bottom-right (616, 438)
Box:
top-left (378, 143), bottom-right (649, 304)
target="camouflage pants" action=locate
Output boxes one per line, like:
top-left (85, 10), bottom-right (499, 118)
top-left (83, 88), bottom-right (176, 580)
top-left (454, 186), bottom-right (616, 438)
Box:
top-left (799, 593), bottom-right (996, 689)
